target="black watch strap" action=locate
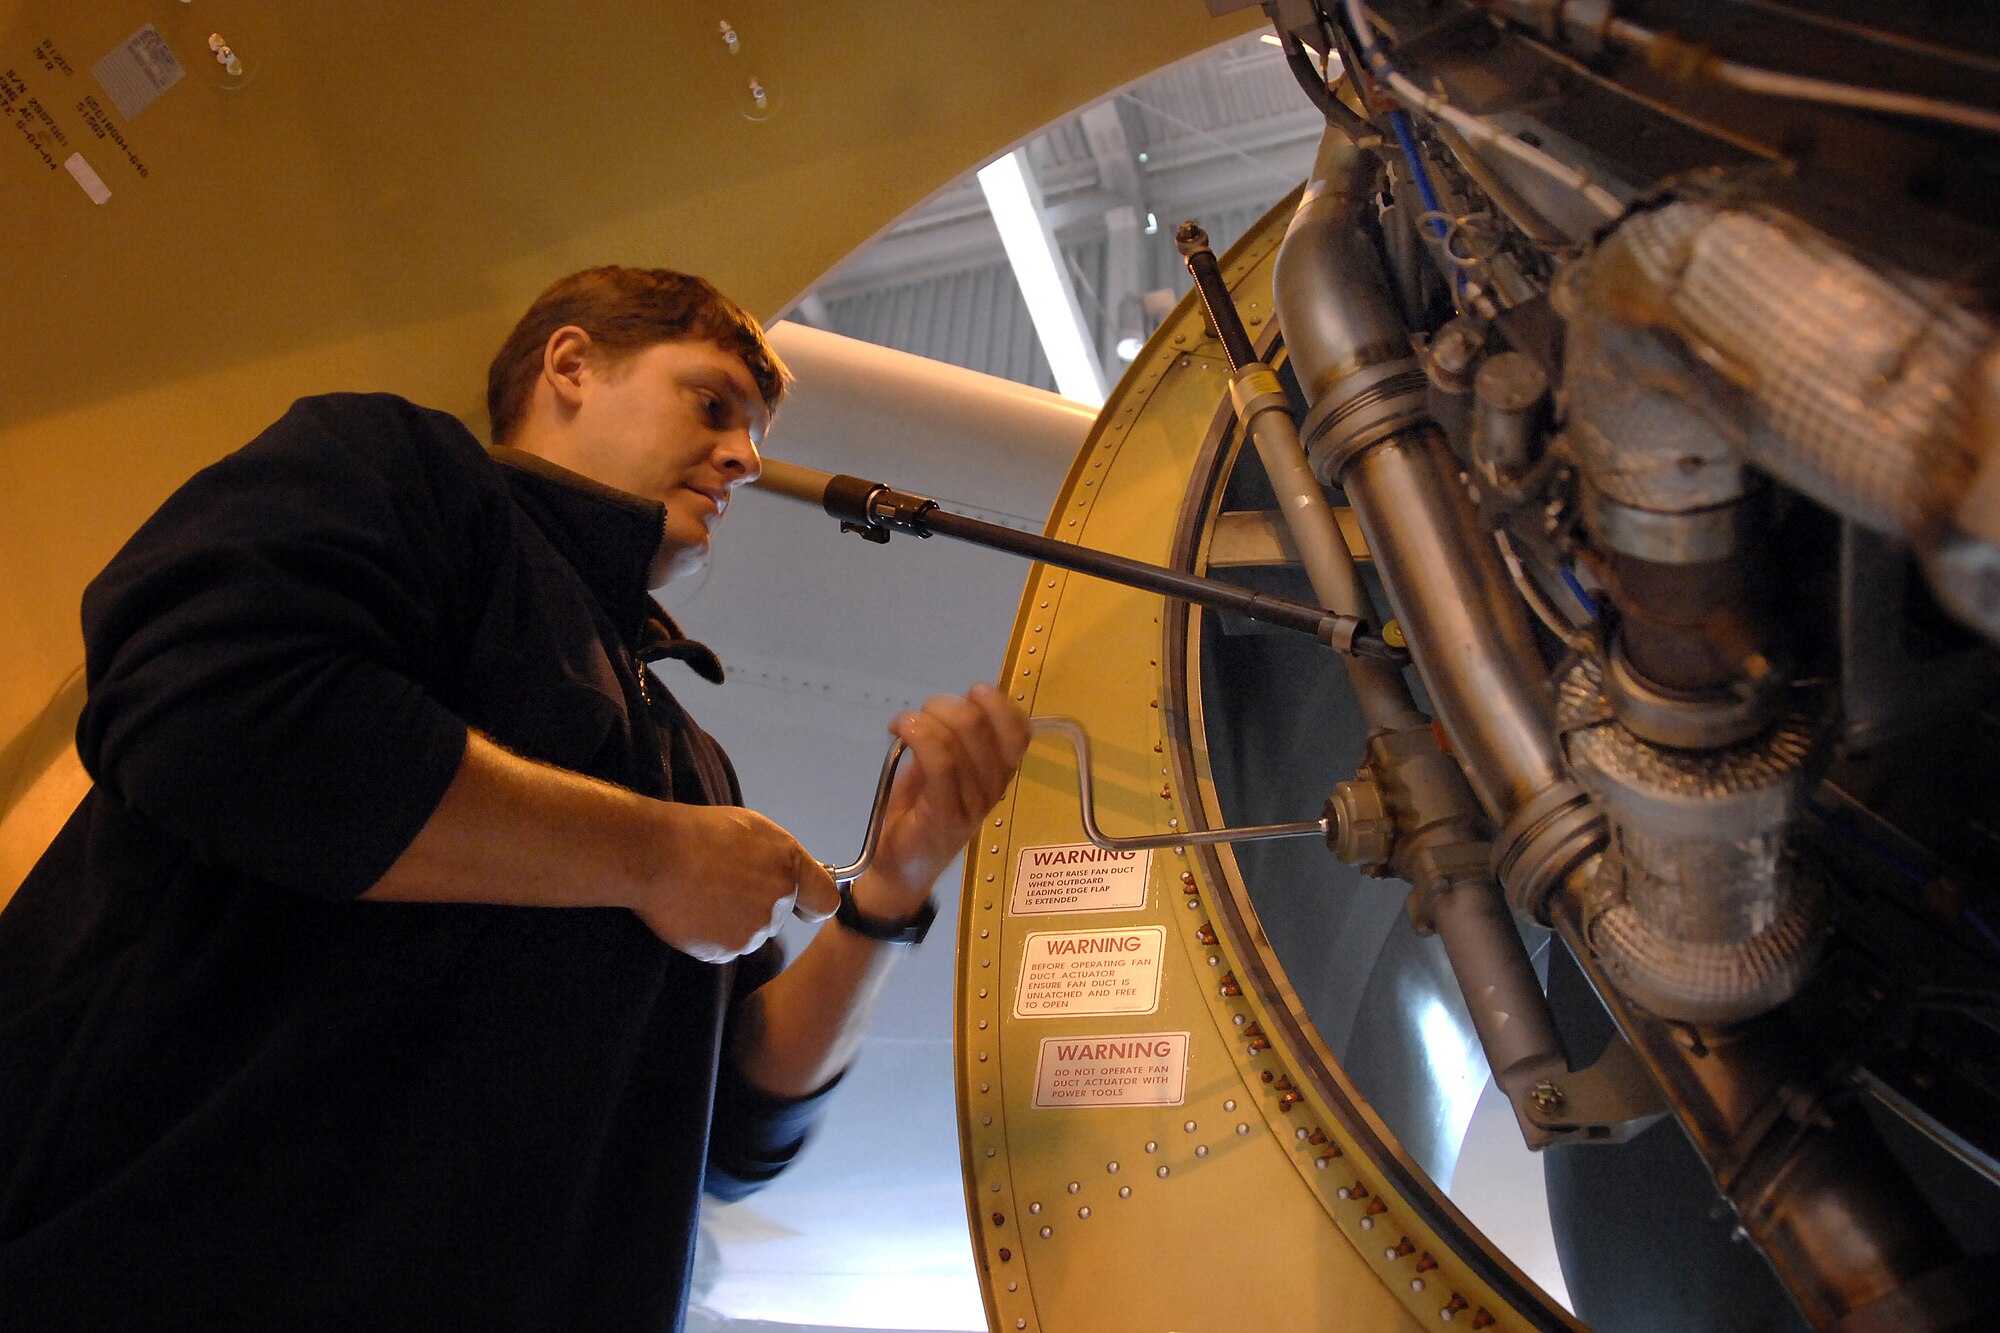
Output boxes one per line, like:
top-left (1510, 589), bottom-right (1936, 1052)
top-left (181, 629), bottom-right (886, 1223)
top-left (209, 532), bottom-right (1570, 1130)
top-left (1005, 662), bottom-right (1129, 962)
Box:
top-left (834, 884), bottom-right (937, 945)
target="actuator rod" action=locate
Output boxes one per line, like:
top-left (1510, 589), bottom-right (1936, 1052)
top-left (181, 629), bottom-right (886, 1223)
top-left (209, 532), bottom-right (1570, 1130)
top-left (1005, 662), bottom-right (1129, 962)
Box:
top-left (1178, 216), bottom-right (1429, 734)
top-left (752, 458), bottom-right (1406, 662)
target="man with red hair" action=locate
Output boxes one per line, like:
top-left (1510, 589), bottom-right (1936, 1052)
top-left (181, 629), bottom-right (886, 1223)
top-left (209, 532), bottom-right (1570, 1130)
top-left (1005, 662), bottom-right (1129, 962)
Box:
top-left (0, 266), bottom-right (1028, 1331)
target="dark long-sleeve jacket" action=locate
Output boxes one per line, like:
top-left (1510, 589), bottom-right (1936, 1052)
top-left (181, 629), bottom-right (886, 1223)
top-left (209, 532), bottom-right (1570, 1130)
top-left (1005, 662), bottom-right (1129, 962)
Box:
top-left (0, 393), bottom-right (829, 1331)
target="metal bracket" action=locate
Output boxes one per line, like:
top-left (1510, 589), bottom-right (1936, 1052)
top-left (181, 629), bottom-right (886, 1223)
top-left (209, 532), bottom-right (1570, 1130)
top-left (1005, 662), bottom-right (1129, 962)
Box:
top-left (1521, 1035), bottom-right (1670, 1145)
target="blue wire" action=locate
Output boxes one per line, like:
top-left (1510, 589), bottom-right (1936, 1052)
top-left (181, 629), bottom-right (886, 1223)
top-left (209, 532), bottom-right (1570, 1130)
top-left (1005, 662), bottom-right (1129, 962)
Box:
top-left (1804, 800), bottom-right (2000, 962)
top-left (1558, 566), bottom-right (1597, 620)
top-left (1803, 799), bottom-right (1930, 888)
top-left (1388, 109), bottom-right (1464, 306)
top-left (1390, 110), bottom-right (1445, 224)
top-left (1966, 907), bottom-right (2000, 960)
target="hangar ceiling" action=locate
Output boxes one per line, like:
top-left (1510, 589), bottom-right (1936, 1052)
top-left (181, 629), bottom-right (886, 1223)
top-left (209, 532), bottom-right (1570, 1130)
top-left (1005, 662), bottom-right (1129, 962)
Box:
top-left (784, 33), bottom-right (1324, 396)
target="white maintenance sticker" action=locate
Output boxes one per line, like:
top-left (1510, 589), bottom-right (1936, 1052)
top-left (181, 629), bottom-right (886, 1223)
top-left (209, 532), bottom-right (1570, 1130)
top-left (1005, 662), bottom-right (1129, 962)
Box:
top-left (64, 153), bottom-right (110, 204)
top-left (1010, 842), bottom-right (1150, 916)
top-left (92, 25), bottom-right (184, 122)
top-left (1033, 1031), bottom-right (1189, 1109)
top-left (1014, 926), bottom-right (1165, 1018)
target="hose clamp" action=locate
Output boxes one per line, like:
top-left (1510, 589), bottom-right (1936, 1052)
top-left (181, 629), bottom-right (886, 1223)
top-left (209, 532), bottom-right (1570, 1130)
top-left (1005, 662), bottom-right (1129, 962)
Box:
top-left (1582, 484), bottom-right (1745, 564)
top-left (1492, 779), bottom-right (1607, 922)
top-left (1229, 363), bottom-right (1293, 423)
top-left (1300, 357), bottom-right (1432, 485)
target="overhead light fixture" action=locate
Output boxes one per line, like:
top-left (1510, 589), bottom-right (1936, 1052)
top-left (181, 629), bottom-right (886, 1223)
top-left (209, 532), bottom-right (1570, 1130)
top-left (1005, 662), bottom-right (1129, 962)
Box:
top-left (977, 151), bottom-right (1107, 406)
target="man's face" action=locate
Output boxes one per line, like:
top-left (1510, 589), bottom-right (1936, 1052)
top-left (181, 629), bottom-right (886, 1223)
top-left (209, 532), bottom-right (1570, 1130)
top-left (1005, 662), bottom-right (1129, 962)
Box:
top-left (564, 338), bottom-right (769, 585)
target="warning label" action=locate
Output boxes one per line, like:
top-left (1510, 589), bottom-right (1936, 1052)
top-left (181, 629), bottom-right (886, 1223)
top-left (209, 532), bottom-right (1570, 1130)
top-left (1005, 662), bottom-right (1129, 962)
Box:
top-left (1033, 1031), bottom-right (1189, 1108)
top-left (1014, 926), bottom-right (1165, 1018)
top-left (1010, 842), bottom-right (1150, 916)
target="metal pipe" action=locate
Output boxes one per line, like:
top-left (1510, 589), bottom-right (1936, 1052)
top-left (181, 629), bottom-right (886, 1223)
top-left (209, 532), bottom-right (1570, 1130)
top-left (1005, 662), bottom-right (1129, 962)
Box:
top-left (1273, 133), bottom-right (1415, 411)
top-left (1276, 109), bottom-right (1978, 1333)
top-left (1344, 430), bottom-right (1569, 816)
top-left (1260, 150), bottom-right (1581, 1148)
top-left (1275, 126), bottom-right (1600, 923)
top-left (1428, 880), bottom-right (1568, 1144)
top-left (1546, 877), bottom-right (1970, 1330)
top-left (1244, 408), bottom-right (1429, 730)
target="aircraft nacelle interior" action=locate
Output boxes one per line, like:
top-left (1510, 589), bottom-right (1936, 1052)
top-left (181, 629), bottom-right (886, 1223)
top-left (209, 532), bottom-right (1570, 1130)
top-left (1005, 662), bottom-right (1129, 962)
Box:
top-left (3, 3), bottom-right (1997, 1331)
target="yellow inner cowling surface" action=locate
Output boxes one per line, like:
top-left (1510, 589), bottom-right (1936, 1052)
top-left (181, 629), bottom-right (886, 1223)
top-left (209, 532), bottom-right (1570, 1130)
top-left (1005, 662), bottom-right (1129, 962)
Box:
top-left (0, 0), bottom-right (1257, 900)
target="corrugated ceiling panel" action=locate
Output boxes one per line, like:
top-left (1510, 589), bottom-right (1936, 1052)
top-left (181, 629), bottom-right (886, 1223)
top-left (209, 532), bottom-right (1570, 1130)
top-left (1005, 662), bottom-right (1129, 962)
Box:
top-left (827, 260), bottom-right (1056, 392)
top-left (1125, 40), bottom-right (1298, 145)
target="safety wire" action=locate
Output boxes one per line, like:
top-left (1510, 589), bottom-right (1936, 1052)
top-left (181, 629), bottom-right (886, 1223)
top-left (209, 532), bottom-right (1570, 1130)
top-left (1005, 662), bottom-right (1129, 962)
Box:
top-left (1339, 0), bottom-right (1624, 220)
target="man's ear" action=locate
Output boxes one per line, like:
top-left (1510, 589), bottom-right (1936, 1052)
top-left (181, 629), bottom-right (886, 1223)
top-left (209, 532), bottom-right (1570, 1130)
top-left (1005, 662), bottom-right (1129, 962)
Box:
top-left (541, 325), bottom-right (595, 414)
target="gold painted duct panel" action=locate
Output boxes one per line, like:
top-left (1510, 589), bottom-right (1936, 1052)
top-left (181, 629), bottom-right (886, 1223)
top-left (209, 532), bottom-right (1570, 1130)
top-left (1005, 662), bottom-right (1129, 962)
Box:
top-left (959, 201), bottom-right (1566, 1332)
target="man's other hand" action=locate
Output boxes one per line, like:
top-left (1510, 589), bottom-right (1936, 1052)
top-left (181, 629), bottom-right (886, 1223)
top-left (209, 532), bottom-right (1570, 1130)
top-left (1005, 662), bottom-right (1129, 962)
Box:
top-left (854, 683), bottom-right (1031, 919)
top-left (641, 806), bottom-right (841, 962)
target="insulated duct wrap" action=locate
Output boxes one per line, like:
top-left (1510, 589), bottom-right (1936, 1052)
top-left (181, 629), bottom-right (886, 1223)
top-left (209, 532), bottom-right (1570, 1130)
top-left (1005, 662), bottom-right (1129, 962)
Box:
top-left (1568, 200), bottom-right (1995, 538)
top-left (1558, 658), bottom-right (1828, 1025)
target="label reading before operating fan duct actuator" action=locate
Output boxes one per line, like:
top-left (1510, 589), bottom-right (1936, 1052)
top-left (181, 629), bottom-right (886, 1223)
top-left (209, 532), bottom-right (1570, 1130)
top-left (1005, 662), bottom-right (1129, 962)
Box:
top-left (1010, 842), bottom-right (1150, 916)
top-left (1032, 1032), bottom-right (1189, 1109)
top-left (1014, 926), bottom-right (1165, 1018)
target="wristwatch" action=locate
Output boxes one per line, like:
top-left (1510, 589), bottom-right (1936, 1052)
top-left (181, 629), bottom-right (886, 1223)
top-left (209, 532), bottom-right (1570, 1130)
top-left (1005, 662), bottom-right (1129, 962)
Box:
top-left (834, 883), bottom-right (937, 946)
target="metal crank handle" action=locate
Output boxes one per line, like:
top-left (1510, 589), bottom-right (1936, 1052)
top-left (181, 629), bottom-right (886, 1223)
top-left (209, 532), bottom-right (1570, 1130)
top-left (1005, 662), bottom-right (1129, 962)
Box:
top-left (822, 717), bottom-right (1328, 887)
top-left (824, 737), bottom-right (909, 886)
top-left (1031, 717), bottom-right (1328, 852)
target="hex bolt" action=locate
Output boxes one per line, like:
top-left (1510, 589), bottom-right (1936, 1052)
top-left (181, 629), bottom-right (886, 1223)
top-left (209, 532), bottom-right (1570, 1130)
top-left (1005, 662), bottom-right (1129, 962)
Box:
top-left (1530, 1080), bottom-right (1565, 1113)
